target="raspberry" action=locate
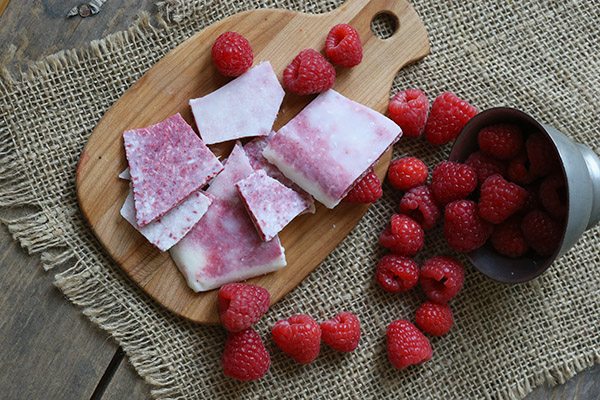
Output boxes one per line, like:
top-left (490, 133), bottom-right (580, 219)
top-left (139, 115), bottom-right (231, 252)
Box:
top-left (320, 312), bottom-right (361, 352)
top-left (283, 49), bottom-right (335, 95)
top-left (539, 173), bottom-right (568, 220)
top-left (521, 210), bottom-right (563, 257)
top-left (526, 133), bottom-right (560, 178)
top-left (387, 89), bottom-right (430, 138)
top-left (478, 123), bottom-right (524, 160)
top-left (222, 328), bottom-right (270, 381)
top-left (387, 157), bottom-right (429, 191)
top-left (522, 184), bottom-right (541, 214)
top-left (324, 24), bottom-right (363, 67)
top-left (419, 256), bottom-right (465, 304)
top-left (344, 170), bottom-right (382, 203)
top-left (465, 151), bottom-right (507, 185)
top-left (424, 92), bottom-right (478, 146)
top-left (491, 217), bottom-right (529, 258)
top-left (218, 283), bottom-right (270, 332)
top-left (211, 32), bottom-right (253, 77)
top-left (415, 302), bottom-right (453, 336)
top-left (507, 151), bottom-right (536, 185)
top-left (430, 161), bottom-right (477, 205)
top-left (398, 185), bottom-right (440, 230)
top-left (379, 214), bottom-right (424, 257)
top-left (375, 255), bottom-right (419, 293)
top-left (272, 314), bottom-right (321, 364)
top-left (478, 174), bottom-right (528, 224)
top-left (386, 320), bottom-right (432, 369)
top-left (444, 200), bottom-right (492, 252)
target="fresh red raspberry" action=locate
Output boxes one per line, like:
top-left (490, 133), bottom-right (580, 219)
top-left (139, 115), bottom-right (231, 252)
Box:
top-left (419, 256), bottom-right (465, 304)
top-left (211, 32), bottom-right (253, 77)
top-left (386, 320), bottom-right (432, 369)
top-left (522, 184), bottom-right (541, 214)
top-left (344, 170), bottom-right (383, 203)
top-left (478, 174), bottom-right (528, 224)
top-left (477, 123), bottom-right (524, 160)
top-left (465, 151), bottom-right (507, 185)
top-left (387, 157), bottom-right (429, 191)
top-left (387, 89), bottom-right (430, 138)
top-left (324, 24), bottom-right (363, 67)
top-left (272, 314), bottom-right (321, 364)
top-left (521, 210), bottom-right (563, 257)
top-left (430, 161), bottom-right (477, 205)
top-left (398, 185), bottom-right (440, 230)
top-left (415, 302), bottom-right (454, 336)
top-left (375, 255), bottom-right (419, 293)
top-left (379, 214), bottom-right (424, 257)
top-left (491, 217), bottom-right (529, 258)
top-left (424, 92), bottom-right (478, 146)
top-left (507, 151), bottom-right (536, 185)
top-left (218, 283), bottom-right (270, 332)
top-left (444, 200), bottom-right (492, 252)
top-left (283, 49), bottom-right (335, 95)
top-left (539, 173), bottom-right (568, 220)
top-left (222, 328), bottom-right (270, 381)
top-left (320, 312), bottom-right (361, 352)
top-left (526, 133), bottom-right (560, 178)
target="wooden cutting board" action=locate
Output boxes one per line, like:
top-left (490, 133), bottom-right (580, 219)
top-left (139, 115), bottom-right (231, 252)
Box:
top-left (76, 0), bottom-right (429, 324)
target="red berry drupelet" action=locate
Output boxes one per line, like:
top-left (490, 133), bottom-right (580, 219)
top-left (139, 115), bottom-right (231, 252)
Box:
top-left (375, 255), bottom-right (419, 293)
top-left (430, 161), bottom-right (477, 205)
top-left (415, 302), bottom-right (454, 336)
top-left (324, 24), bottom-right (363, 67)
top-left (424, 92), bottom-right (478, 146)
top-left (539, 173), bottom-right (568, 220)
top-left (222, 328), bottom-right (270, 381)
top-left (272, 314), bottom-right (321, 364)
top-left (344, 170), bottom-right (383, 203)
top-left (379, 214), bottom-right (425, 257)
top-left (526, 133), bottom-right (560, 178)
top-left (211, 32), bottom-right (254, 77)
top-left (218, 283), bottom-right (270, 332)
top-left (399, 185), bottom-right (441, 230)
top-left (478, 174), bottom-right (528, 224)
top-left (387, 157), bottom-right (429, 191)
top-left (420, 256), bottom-right (465, 304)
top-left (507, 151), bottom-right (537, 185)
top-left (320, 312), bottom-right (361, 352)
top-left (521, 210), bottom-right (563, 257)
top-left (283, 49), bottom-right (335, 95)
top-left (465, 151), bottom-right (507, 185)
top-left (444, 200), bottom-right (492, 252)
top-left (387, 89), bottom-right (430, 138)
top-left (386, 320), bottom-right (432, 369)
top-left (491, 217), bottom-right (529, 258)
top-left (477, 123), bottom-right (524, 160)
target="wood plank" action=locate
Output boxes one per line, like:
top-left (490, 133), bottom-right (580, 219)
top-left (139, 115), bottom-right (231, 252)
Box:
top-left (75, 0), bottom-right (430, 324)
top-left (525, 364), bottom-right (600, 400)
top-left (0, 223), bottom-right (118, 400)
top-left (101, 354), bottom-right (152, 400)
top-left (0, 0), bottom-right (10, 17)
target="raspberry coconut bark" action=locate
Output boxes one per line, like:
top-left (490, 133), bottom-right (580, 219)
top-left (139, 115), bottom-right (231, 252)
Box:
top-left (189, 62), bottom-right (285, 145)
top-left (123, 113), bottom-right (222, 227)
top-left (263, 89), bottom-right (402, 208)
top-left (244, 133), bottom-right (315, 214)
top-left (120, 189), bottom-right (212, 252)
top-left (170, 143), bottom-right (286, 292)
top-left (236, 170), bottom-right (308, 241)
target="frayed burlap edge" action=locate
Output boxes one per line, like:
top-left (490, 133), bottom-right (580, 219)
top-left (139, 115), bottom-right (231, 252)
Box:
top-left (0, 2), bottom-right (598, 399)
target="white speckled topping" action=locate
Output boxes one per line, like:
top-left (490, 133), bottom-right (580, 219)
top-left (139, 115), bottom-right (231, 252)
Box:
top-left (189, 62), bottom-right (285, 145)
top-left (236, 170), bottom-right (308, 241)
top-left (120, 189), bottom-right (212, 252)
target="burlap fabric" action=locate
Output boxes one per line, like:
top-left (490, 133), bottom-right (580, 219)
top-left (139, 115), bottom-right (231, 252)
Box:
top-left (1, 0), bottom-right (599, 398)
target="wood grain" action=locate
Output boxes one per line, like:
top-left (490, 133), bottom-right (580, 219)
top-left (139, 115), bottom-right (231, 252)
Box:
top-left (75, 0), bottom-right (430, 324)
top-left (0, 224), bottom-right (118, 400)
top-left (0, 0), bottom-right (10, 17)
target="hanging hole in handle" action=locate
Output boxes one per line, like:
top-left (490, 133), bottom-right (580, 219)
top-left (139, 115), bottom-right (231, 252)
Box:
top-left (370, 12), bottom-right (399, 40)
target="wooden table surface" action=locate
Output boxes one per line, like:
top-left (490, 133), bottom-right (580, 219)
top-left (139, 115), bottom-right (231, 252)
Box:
top-left (0, 1), bottom-right (598, 399)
